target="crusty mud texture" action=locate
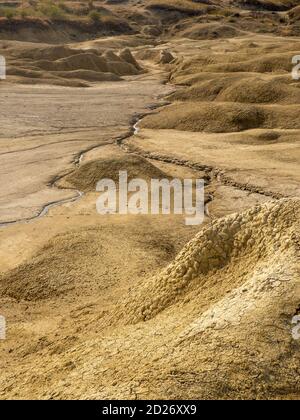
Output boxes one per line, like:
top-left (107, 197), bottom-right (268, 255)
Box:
top-left (0, 0), bottom-right (300, 401)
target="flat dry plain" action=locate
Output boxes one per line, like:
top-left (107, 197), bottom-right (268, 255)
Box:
top-left (0, 0), bottom-right (300, 400)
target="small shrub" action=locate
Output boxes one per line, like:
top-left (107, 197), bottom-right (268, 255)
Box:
top-left (0, 7), bottom-right (16, 20)
top-left (20, 9), bottom-right (29, 19)
top-left (58, 2), bottom-right (68, 12)
top-left (6, 9), bottom-right (14, 20)
top-left (89, 10), bottom-right (101, 23)
top-left (147, 0), bottom-right (208, 15)
top-left (38, 1), bottom-right (65, 20)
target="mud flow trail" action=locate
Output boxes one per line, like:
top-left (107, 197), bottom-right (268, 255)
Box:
top-left (0, 0), bottom-right (300, 400)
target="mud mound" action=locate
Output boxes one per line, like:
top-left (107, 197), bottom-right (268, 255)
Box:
top-left (238, 0), bottom-right (297, 12)
top-left (217, 79), bottom-right (300, 104)
top-left (142, 25), bottom-right (163, 37)
top-left (103, 50), bottom-right (123, 62)
top-left (53, 70), bottom-right (121, 82)
top-left (33, 53), bottom-right (111, 72)
top-left (119, 48), bottom-right (142, 70)
top-left (171, 78), bottom-right (300, 104)
top-left (80, 35), bottom-right (152, 51)
top-left (17, 45), bottom-right (83, 61)
top-left (3, 44), bottom-right (143, 85)
top-left (169, 74), bottom-right (250, 101)
top-left (135, 49), bottom-right (160, 61)
top-left (0, 13), bottom-right (134, 43)
top-left (181, 23), bottom-right (242, 40)
top-left (206, 53), bottom-right (295, 74)
top-left (159, 49), bottom-right (175, 64)
top-left (114, 199), bottom-right (300, 325)
top-left (15, 75), bottom-right (89, 87)
top-left (0, 235), bottom-right (82, 301)
top-left (146, 0), bottom-right (211, 16)
top-left (107, 60), bottom-right (140, 76)
top-left (141, 102), bottom-right (266, 133)
top-left (44, 50), bottom-right (142, 76)
top-left (63, 155), bottom-right (168, 193)
top-left (171, 52), bottom-right (296, 81)
top-left (142, 102), bottom-right (300, 132)
top-left (256, 130), bottom-right (281, 141)
top-left (288, 5), bottom-right (300, 21)
top-left (135, 48), bottom-right (175, 65)
top-left (0, 220), bottom-right (180, 302)
top-left (170, 71), bottom-right (250, 87)
top-left (6, 65), bottom-right (89, 86)
top-left (6, 65), bottom-right (50, 79)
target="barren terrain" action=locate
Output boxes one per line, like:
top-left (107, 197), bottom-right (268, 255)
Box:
top-left (0, 0), bottom-right (299, 400)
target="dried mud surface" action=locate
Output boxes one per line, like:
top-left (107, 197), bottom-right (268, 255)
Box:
top-left (0, 0), bottom-right (300, 400)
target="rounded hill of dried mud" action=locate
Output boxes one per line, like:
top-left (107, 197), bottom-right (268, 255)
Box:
top-left (115, 199), bottom-right (300, 325)
top-left (1, 42), bottom-right (143, 86)
top-left (63, 155), bottom-right (168, 193)
top-left (142, 41), bottom-right (300, 133)
top-left (107, 199), bottom-right (300, 399)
